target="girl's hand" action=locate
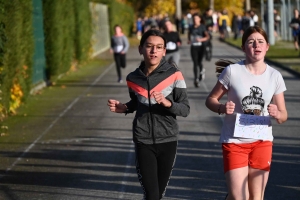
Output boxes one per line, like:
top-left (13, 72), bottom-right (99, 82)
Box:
top-left (152, 91), bottom-right (171, 107)
top-left (225, 101), bottom-right (235, 114)
top-left (267, 103), bottom-right (279, 118)
top-left (107, 99), bottom-right (127, 113)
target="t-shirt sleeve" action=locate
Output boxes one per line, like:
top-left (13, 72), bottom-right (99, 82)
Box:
top-left (218, 65), bottom-right (231, 90)
top-left (275, 72), bottom-right (287, 94)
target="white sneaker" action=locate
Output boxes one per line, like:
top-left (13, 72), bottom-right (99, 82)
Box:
top-left (199, 69), bottom-right (205, 81)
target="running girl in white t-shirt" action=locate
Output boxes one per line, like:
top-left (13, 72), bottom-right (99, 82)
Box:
top-left (205, 26), bottom-right (288, 200)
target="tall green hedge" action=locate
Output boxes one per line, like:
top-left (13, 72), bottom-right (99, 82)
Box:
top-left (0, 0), bottom-right (133, 121)
top-left (0, 0), bottom-right (93, 119)
top-left (0, 0), bottom-right (6, 120)
top-left (74, 0), bottom-right (92, 63)
top-left (43, 0), bottom-right (75, 81)
top-left (43, 0), bottom-right (93, 81)
top-left (91, 0), bottom-right (134, 37)
top-left (1, 0), bottom-right (33, 115)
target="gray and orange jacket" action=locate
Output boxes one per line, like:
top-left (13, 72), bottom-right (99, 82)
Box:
top-left (125, 58), bottom-right (190, 144)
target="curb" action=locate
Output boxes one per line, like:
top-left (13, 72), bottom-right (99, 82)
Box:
top-left (224, 41), bottom-right (300, 78)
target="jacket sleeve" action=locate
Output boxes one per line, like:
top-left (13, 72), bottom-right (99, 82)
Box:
top-left (166, 72), bottom-right (190, 117)
top-left (124, 86), bottom-right (138, 114)
top-left (122, 36), bottom-right (130, 53)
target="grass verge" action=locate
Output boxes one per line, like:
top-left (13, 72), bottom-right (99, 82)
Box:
top-left (0, 58), bottom-right (112, 140)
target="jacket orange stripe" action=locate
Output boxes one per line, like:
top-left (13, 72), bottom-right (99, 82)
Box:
top-left (127, 71), bottom-right (184, 98)
top-left (150, 71), bottom-right (184, 93)
top-left (127, 81), bottom-right (148, 98)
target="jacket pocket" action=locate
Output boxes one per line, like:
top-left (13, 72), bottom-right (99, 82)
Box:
top-left (153, 114), bottom-right (178, 138)
top-left (133, 115), bottom-right (152, 139)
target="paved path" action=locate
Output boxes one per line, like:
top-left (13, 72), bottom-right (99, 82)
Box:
top-left (0, 35), bottom-right (299, 200)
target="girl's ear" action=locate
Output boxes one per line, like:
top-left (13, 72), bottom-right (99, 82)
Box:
top-left (266, 43), bottom-right (270, 51)
top-left (163, 48), bottom-right (166, 56)
top-left (138, 45), bottom-right (143, 55)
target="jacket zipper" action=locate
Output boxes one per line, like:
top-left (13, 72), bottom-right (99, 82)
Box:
top-left (147, 76), bottom-right (155, 144)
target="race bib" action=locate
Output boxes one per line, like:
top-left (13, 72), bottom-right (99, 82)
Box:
top-left (233, 113), bottom-right (271, 140)
top-left (166, 42), bottom-right (176, 50)
top-left (115, 45), bottom-right (124, 53)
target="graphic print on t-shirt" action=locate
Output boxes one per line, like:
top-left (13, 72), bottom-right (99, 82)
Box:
top-left (241, 86), bottom-right (265, 116)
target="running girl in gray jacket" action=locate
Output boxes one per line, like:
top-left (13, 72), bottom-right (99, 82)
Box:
top-left (110, 25), bottom-right (129, 83)
top-left (108, 29), bottom-right (190, 199)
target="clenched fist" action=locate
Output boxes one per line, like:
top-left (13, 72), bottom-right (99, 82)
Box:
top-left (225, 101), bottom-right (235, 114)
top-left (107, 99), bottom-right (127, 113)
top-left (267, 104), bottom-right (279, 119)
top-left (152, 91), bottom-right (171, 107)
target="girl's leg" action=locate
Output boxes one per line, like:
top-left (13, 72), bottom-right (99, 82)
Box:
top-left (120, 53), bottom-right (126, 68)
top-left (248, 141), bottom-right (272, 200)
top-left (222, 143), bottom-right (250, 200)
top-left (156, 141), bottom-right (177, 199)
top-left (113, 53), bottom-right (122, 81)
top-left (135, 143), bottom-right (159, 200)
top-left (172, 51), bottom-right (180, 66)
top-left (294, 40), bottom-right (299, 50)
top-left (224, 141), bottom-right (272, 200)
top-left (197, 46), bottom-right (205, 81)
top-left (248, 168), bottom-right (269, 200)
top-left (190, 46), bottom-right (200, 86)
top-left (164, 53), bottom-right (173, 64)
top-left (225, 166), bottom-right (249, 200)
top-left (166, 51), bottom-right (180, 67)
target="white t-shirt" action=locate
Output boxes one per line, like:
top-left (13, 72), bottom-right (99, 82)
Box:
top-left (218, 60), bottom-right (286, 143)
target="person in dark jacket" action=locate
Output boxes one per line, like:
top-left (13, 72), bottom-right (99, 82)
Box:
top-left (188, 13), bottom-right (210, 87)
top-left (163, 20), bottom-right (182, 66)
top-left (107, 29), bottom-right (190, 200)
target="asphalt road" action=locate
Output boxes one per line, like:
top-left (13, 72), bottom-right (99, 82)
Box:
top-left (0, 35), bottom-right (299, 200)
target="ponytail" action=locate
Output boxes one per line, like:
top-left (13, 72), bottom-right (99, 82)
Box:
top-left (215, 59), bottom-right (235, 77)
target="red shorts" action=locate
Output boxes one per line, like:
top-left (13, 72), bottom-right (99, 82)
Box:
top-left (222, 141), bottom-right (273, 173)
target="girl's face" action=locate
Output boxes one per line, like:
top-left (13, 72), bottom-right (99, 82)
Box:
top-left (165, 21), bottom-right (173, 32)
top-left (193, 16), bottom-right (201, 25)
top-left (115, 26), bottom-right (122, 35)
top-left (207, 9), bottom-right (213, 16)
top-left (242, 32), bottom-right (269, 62)
top-left (139, 36), bottom-right (166, 67)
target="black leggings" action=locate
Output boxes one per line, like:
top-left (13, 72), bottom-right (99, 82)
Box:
top-left (135, 141), bottom-right (177, 200)
top-left (190, 45), bottom-right (205, 81)
top-left (113, 53), bottom-right (126, 80)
